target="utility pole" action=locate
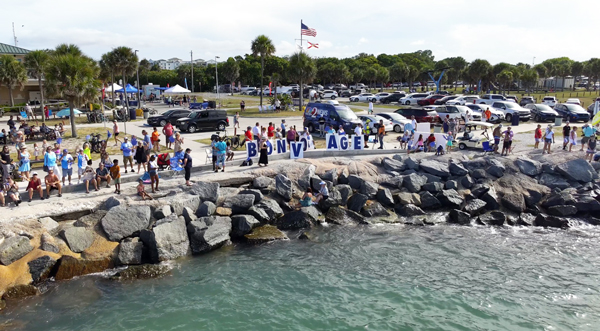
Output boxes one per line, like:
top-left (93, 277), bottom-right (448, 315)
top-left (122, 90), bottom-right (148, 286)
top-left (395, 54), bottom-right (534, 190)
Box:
top-left (190, 51), bottom-right (194, 93)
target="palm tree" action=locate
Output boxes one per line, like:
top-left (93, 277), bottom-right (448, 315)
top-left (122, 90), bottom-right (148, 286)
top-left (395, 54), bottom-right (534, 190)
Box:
top-left (251, 35), bottom-right (276, 106)
top-left (45, 50), bottom-right (100, 137)
top-left (139, 59), bottom-right (151, 84)
top-left (466, 59), bottom-right (491, 92)
top-left (497, 70), bottom-right (513, 93)
top-left (53, 44), bottom-right (83, 56)
top-left (111, 47), bottom-right (138, 110)
top-left (25, 50), bottom-right (50, 122)
top-left (389, 61), bottom-right (407, 88)
top-left (0, 55), bottom-right (28, 107)
top-left (376, 66), bottom-right (389, 92)
top-left (100, 51), bottom-right (117, 107)
top-left (288, 52), bottom-right (316, 109)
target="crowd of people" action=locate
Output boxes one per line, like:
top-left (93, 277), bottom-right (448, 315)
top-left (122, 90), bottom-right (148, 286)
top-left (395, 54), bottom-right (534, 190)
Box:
top-left (535, 121), bottom-right (599, 161)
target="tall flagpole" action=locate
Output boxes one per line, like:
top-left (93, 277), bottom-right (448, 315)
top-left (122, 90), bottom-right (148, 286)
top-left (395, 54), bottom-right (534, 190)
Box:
top-left (299, 19), bottom-right (303, 113)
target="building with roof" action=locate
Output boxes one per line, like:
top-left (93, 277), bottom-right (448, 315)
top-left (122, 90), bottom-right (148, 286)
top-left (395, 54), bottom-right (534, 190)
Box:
top-left (0, 42), bottom-right (43, 106)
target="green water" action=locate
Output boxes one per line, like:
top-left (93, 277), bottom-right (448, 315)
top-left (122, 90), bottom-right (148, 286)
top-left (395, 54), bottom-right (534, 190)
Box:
top-left (2, 224), bottom-right (600, 330)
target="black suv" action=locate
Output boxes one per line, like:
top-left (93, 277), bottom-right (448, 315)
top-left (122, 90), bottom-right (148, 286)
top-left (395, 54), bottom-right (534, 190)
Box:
top-left (147, 108), bottom-right (191, 127)
top-left (176, 109), bottom-right (229, 133)
top-left (380, 92), bottom-right (406, 104)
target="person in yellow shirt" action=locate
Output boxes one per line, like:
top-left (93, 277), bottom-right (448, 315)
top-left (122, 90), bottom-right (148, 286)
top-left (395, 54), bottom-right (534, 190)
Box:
top-left (110, 159), bottom-right (121, 194)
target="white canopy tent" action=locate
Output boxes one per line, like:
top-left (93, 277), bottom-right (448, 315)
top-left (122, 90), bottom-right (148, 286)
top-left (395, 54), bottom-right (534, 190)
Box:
top-left (102, 83), bottom-right (123, 93)
top-left (163, 84), bottom-right (191, 94)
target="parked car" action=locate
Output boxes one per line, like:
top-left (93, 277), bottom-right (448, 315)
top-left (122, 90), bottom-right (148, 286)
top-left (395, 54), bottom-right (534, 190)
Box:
top-left (359, 115), bottom-right (394, 132)
top-left (542, 96), bottom-right (558, 108)
top-left (240, 87), bottom-right (257, 95)
top-left (373, 92), bottom-right (392, 102)
top-left (417, 94), bottom-right (445, 106)
top-left (376, 112), bottom-right (411, 133)
top-left (320, 90), bottom-right (338, 99)
top-left (519, 96), bottom-right (536, 107)
top-left (303, 103), bottom-right (361, 133)
top-left (465, 104), bottom-right (505, 123)
top-left (553, 103), bottom-right (591, 122)
top-left (565, 98), bottom-right (581, 105)
top-left (394, 108), bottom-right (439, 123)
top-left (433, 95), bottom-right (459, 105)
top-left (147, 108), bottom-right (191, 127)
top-left (506, 95), bottom-right (519, 103)
top-left (380, 92), bottom-right (407, 104)
top-left (435, 105), bottom-right (481, 121)
top-left (479, 94), bottom-right (509, 105)
top-left (176, 109), bottom-right (229, 133)
top-left (399, 93), bottom-right (429, 105)
top-left (491, 101), bottom-right (531, 122)
top-left (349, 83), bottom-right (367, 90)
top-left (436, 90), bottom-right (451, 95)
top-left (446, 95), bottom-right (479, 105)
top-left (339, 90), bottom-right (353, 97)
top-left (524, 104), bottom-right (559, 122)
top-left (349, 93), bottom-right (377, 102)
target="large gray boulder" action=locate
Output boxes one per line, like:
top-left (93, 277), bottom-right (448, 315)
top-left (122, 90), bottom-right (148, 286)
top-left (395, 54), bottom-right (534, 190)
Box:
top-left (464, 199), bottom-right (487, 216)
top-left (518, 213), bottom-right (536, 226)
top-left (154, 205), bottom-right (173, 220)
top-left (478, 211), bottom-right (507, 226)
top-left (347, 193), bottom-right (368, 212)
top-left (252, 198), bottom-right (284, 221)
top-left (165, 195), bottom-right (200, 216)
top-left (253, 176), bottom-right (274, 189)
top-left (244, 225), bottom-right (288, 244)
top-left (547, 205), bottom-right (577, 216)
top-left (301, 205), bottom-right (323, 223)
top-left (28, 255), bottom-right (57, 283)
top-left (403, 173), bottom-right (428, 193)
top-left (336, 185), bottom-right (352, 205)
top-left (395, 192), bottom-right (421, 206)
top-left (501, 193), bottom-right (526, 213)
top-left (190, 181), bottom-right (220, 202)
top-left (275, 174), bottom-right (293, 201)
top-left (574, 195), bottom-right (600, 212)
top-left (144, 216), bottom-right (191, 262)
top-left (322, 168), bottom-right (338, 185)
top-left (101, 205), bottom-right (152, 241)
top-left (539, 173), bottom-right (570, 190)
top-left (449, 209), bottom-right (471, 225)
top-left (74, 210), bottom-right (108, 228)
top-left (231, 215), bottom-right (260, 238)
top-left (471, 169), bottom-right (487, 179)
top-left (395, 204), bottom-right (426, 217)
top-left (382, 157), bottom-right (406, 172)
top-left (60, 227), bottom-right (94, 253)
top-left (486, 165), bottom-right (504, 178)
top-left (347, 175), bottom-right (364, 190)
top-left (419, 191), bottom-right (441, 209)
top-left (325, 207), bottom-right (369, 225)
top-left (376, 188), bottom-right (394, 206)
top-left (118, 238), bottom-right (143, 265)
top-left (460, 175), bottom-right (475, 189)
top-left (40, 233), bottom-right (59, 253)
top-left (361, 201), bottom-right (390, 218)
top-left (515, 157), bottom-right (542, 176)
top-left (445, 180), bottom-right (458, 190)
top-left (419, 159), bottom-right (450, 177)
top-left (437, 189), bottom-right (464, 209)
top-left (541, 190), bottom-right (575, 208)
top-left (274, 210), bottom-right (315, 230)
top-left (404, 156), bottom-right (419, 170)
top-left (422, 182), bottom-right (444, 193)
top-left (481, 187), bottom-right (501, 210)
top-left (248, 205), bottom-right (270, 223)
top-left (197, 201), bottom-right (216, 217)
top-left (298, 165), bottom-right (316, 190)
top-left (320, 188), bottom-right (343, 210)
top-left (38, 217), bottom-right (59, 235)
top-left (187, 217), bottom-right (231, 254)
top-left (0, 236), bottom-right (33, 265)
top-left (449, 161), bottom-right (469, 176)
top-left (239, 189), bottom-right (264, 204)
top-left (359, 181), bottom-right (379, 198)
top-left (223, 194), bottom-right (255, 214)
top-left (556, 158), bottom-right (597, 183)
top-left (535, 214), bottom-right (569, 228)
top-left (104, 196), bottom-right (122, 210)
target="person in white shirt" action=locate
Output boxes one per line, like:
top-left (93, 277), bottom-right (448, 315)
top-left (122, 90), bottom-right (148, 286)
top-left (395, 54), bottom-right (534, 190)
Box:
top-left (354, 123), bottom-right (363, 137)
top-left (368, 102), bottom-right (373, 115)
top-left (300, 128), bottom-right (314, 149)
top-left (252, 122), bottom-right (261, 142)
top-left (411, 116), bottom-right (418, 132)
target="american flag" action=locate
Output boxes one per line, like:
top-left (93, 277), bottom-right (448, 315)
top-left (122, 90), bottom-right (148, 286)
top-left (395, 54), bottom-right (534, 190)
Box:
top-left (301, 23), bottom-right (317, 37)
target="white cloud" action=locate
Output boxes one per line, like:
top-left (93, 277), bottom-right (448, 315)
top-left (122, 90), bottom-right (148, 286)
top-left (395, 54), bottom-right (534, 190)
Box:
top-left (358, 38), bottom-right (368, 44)
top-left (410, 40), bottom-right (425, 46)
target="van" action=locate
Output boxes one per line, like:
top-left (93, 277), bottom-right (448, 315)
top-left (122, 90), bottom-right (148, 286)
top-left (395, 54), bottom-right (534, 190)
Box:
top-left (303, 102), bottom-right (361, 133)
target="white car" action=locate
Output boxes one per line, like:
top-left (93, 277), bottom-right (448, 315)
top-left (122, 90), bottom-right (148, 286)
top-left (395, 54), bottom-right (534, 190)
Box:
top-left (446, 95), bottom-right (479, 105)
top-left (435, 105), bottom-right (482, 121)
top-left (399, 93), bottom-right (429, 105)
top-left (350, 93), bottom-right (376, 102)
top-left (542, 96), bottom-right (558, 108)
top-left (491, 101), bottom-right (531, 122)
top-left (465, 104), bottom-right (505, 123)
top-left (373, 92), bottom-right (392, 102)
top-left (320, 90), bottom-right (338, 99)
top-left (359, 115), bottom-right (394, 132)
top-left (566, 98), bottom-right (581, 105)
top-left (376, 112), bottom-right (411, 133)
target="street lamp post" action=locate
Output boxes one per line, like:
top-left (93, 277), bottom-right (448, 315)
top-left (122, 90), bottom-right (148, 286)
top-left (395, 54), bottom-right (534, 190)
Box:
top-left (135, 50), bottom-right (141, 108)
top-left (215, 56), bottom-right (220, 107)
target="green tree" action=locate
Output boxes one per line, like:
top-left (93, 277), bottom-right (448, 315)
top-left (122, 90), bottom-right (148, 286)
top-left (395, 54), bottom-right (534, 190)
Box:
top-left (389, 61), bottom-right (407, 85)
top-left (376, 66), bottom-right (389, 92)
top-left (0, 55), bottom-right (28, 107)
top-left (221, 57), bottom-right (240, 89)
top-left (100, 51), bottom-right (117, 106)
top-left (139, 59), bottom-right (151, 84)
top-left (25, 50), bottom-right (50, 120)
top-left (520, 69), bottom-right (539, 91)
top-left (406, 65), bottom-right (420, 88)
top-left (111, 47), bottom-right (138, 109)
top-left (466, 59), bottom-right (492, 91)
top-left (45, 47), bottom-right (100, 137)
top-left (497, 69), bottom-right (513, 92)
top-left (288, 52), bottom-right (317, 108)
top-left (251, 35), bottom-right (276, 106)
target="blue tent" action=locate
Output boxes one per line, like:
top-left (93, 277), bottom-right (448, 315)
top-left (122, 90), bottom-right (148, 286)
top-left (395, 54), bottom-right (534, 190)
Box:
top-left (56, 108), bottom-right (82, 117)
top-left (116, 84), bottom-right (138, 93)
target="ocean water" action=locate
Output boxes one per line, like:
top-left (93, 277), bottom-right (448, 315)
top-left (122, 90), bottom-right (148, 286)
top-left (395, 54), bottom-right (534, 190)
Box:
top-left (2, 223), bottom-right (600, 331)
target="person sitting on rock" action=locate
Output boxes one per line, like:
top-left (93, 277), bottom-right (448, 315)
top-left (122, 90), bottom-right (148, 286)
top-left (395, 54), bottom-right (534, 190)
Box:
top-left (297, 188), bottom-right (314, 208)
top-left (27, 172), bottom-right (44, 202)
top-left (44, 168), bottom-right (63, 198)
top-left (314, 181), bottom-right (329, 204)
top-left (137, 179), bottom-right (153, 200)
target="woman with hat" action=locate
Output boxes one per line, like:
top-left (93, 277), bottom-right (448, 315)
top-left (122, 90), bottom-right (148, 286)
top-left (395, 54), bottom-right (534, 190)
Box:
top-left (17, 145), bottom-right (31, 181)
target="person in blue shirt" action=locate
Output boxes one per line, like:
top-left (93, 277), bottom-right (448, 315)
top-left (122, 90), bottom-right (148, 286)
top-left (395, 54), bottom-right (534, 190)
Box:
top-left (43, 146), bottom-right (62, 178)
top-left (581, 124), bottom-right (596, 152)
top-left (58, 149), bottom-right (74, 185)
top-left (214, 137), bottom-right (227, 173)
top-left (120, 137), bottom-right (135, 173)
top-left (76, 148), bottom-right (89, 184)
top-left (142, 130), bottom-right (153, 151)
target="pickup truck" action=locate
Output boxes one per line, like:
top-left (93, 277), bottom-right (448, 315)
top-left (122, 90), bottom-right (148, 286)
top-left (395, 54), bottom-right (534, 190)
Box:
top-left (349, 83), bottom-right (367, 90)
top-left (478, 94), bottom-right (509, 105)
top-left (491, 101), bottom-right (530, 122)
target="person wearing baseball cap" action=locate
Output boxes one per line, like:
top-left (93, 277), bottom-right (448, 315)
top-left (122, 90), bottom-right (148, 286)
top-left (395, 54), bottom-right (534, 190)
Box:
top-left (314, 181), bottom-right (329, 204)
top-left (59, 148), bottom-right (74, 186)
top-left (121, 136), bottom-right (135, 173)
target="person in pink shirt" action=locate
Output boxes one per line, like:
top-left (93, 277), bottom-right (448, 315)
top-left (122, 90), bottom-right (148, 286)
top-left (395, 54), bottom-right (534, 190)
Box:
top-left (163, 122), bottom-right (174, 149)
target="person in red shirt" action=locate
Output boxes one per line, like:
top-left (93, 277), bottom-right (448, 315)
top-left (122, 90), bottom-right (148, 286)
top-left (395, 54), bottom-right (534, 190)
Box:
top-left (267, 122), bottom-right (275, 138)
top-left (243, 126), bottom-right (253, 147)
top-left (534, 124), bottom-right (542, 149)
top-left (427, 134), bottom-right (436, 152)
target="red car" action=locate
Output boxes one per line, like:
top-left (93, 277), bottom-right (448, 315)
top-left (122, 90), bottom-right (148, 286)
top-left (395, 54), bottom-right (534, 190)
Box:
top-left (417, 94), bottom-right (445, 106)
top-left (394, 108), bottom-right (440, 123)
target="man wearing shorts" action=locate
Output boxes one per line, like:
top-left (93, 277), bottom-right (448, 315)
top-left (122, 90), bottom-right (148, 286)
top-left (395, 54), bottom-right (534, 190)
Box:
top-left (44, 169), bottom-right (63, 198)
top-left (76, 148), bottom-right (89, 184)
top-left (501, 126), bottom-right (514, 156)
top-left (121, 137), bottom-right (134, 173)
top-left (95, 162), bottom-right (112, 188)
top-left (27, 172), bottom-right (44, 202)
top-left (492, 124), bottom-right (503, 153)
top-left (59, 149), bottom-right (74, 186)
top-left (562, 122), bottom-right (571, 150)
top-left (581, 123), bottom-right (596, 151)
top-left (110, 159), bottom-right (121, 194)
top-left (112, 120), bottom-right (122, 146)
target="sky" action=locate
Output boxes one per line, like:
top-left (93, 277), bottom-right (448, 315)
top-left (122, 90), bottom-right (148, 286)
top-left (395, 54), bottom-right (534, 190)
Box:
top-left (2, 0), bottom-right (599, 65)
